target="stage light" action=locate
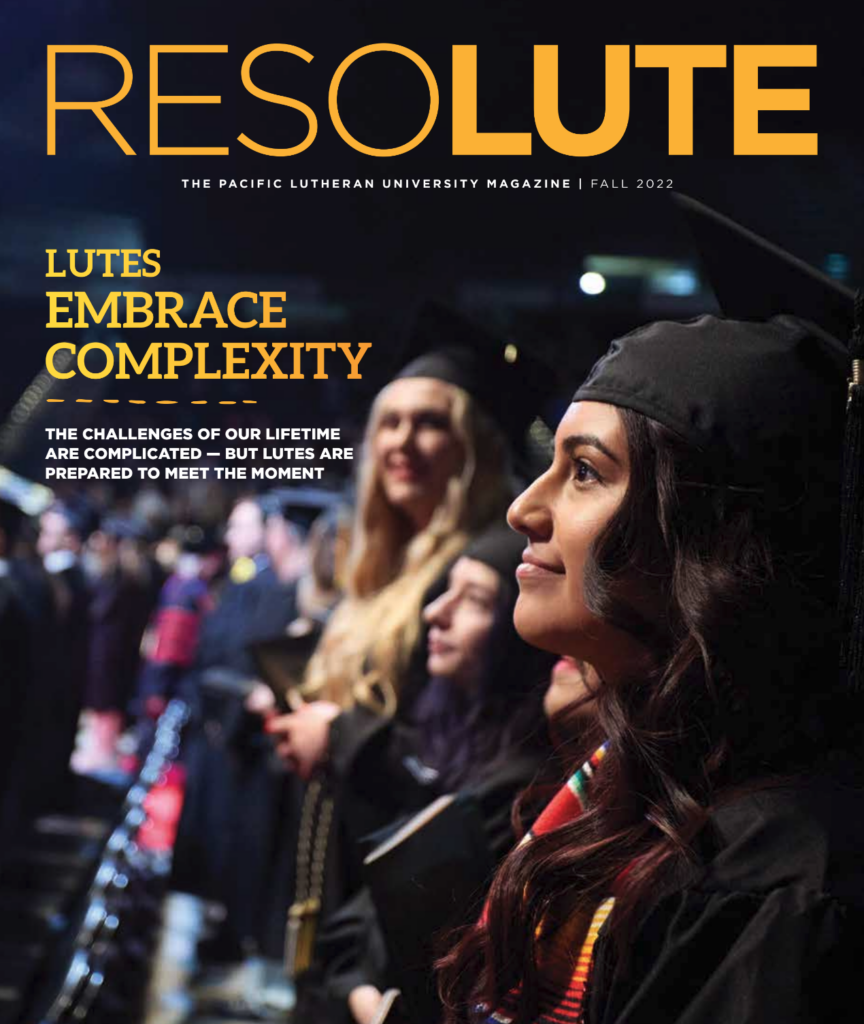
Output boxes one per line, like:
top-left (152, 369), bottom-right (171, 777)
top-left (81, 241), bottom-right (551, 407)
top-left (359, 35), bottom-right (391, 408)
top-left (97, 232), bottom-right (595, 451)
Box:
top-left (579, 271), bottom-right (606, 295)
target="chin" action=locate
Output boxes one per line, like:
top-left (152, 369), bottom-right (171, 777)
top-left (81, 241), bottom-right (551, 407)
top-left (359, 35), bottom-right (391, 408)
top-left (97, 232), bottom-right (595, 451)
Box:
top-left (427, 653), bottom-right (452, 677)
top-left (514, 595), bottom-right (561, 652)
top-left (514, 597), bottom-right (590, 660)
top-left (384, 482), bottom-right (425, 513)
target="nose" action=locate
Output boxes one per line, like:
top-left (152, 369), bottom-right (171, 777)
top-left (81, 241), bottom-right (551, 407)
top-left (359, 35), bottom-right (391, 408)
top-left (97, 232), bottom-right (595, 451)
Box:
top-left (507, 473), bottom-right (553, 542)
top-left (390, 416), bottom-right (417, 452)
top-left (423, 588), bottom-right (455, 627)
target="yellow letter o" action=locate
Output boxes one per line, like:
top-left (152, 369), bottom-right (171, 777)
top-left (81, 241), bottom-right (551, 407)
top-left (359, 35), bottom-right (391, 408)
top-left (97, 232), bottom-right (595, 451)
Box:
top-left (328, 44), bottom-right (439, 157)
top-left (78, 341), bottom-right (115, 379)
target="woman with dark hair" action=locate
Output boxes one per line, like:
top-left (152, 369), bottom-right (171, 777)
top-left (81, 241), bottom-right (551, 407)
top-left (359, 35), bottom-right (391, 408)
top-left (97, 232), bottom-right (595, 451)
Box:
top-left (411, 524), bottom-right (557, 793)
top-left (438, 212), bottom-right (864, 1024)
top-left (320, 524), bottom-right (558, 1024)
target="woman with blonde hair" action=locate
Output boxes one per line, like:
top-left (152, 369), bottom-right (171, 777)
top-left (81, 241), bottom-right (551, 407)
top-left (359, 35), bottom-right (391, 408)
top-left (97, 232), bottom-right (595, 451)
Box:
top-left (300, 357), bottom-right (511, 718)
top-left (266, 301), bottom-right (550, 771)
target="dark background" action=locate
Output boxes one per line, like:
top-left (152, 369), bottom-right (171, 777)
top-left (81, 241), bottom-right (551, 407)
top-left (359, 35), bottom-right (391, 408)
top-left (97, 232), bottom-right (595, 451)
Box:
top-left (1, 0), bottom-right (861, 475)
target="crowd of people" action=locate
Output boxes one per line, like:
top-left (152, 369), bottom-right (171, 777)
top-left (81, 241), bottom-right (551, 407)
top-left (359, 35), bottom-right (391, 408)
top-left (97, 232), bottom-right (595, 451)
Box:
top-left (2, 198), bottom-right (864, 1024)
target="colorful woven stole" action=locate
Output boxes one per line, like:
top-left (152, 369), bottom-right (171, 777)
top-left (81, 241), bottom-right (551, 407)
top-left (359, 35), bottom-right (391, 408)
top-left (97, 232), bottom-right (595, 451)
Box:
top-left (482, 743), bottom-right (613, 1024)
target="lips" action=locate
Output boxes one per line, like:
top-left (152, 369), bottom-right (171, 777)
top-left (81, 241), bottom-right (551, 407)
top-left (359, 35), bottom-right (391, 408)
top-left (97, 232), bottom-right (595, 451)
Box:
top-left (427, 626), bottom-right (456, 659)
top-left (552, 656), bottom-right (582, 681)
top-left (385, 459), bottom-right (424, 482)
top-left (516, 548), bottom-right (565, 579)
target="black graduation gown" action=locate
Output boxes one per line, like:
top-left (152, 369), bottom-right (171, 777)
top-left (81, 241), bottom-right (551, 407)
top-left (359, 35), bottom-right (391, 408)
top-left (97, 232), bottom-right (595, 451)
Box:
top-left (319, 747), bottom-right (548, 1005)
top-left (294, 566), bottom-right (453, 929)
top-left (49, 563), bottom-right (91, 759)
top-left (0, 576), bottom-right (30, 829)
top-left (293, 702), bottom-right (548, 1024)
top-left (26, 561), bottom-right (91, 813)
top-left (0, 562), bottom-right (56, 840)
top-left (171, 567), bottom-right (298, 959)
top-left (86, 566), bottom-right (153, 713)
top-left (586, 765), bottom-right (864, 1024)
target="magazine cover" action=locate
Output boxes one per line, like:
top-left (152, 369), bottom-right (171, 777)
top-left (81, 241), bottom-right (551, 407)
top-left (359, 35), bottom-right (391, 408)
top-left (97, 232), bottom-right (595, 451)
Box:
top-left (1, 0), bottom-right (862, 1022)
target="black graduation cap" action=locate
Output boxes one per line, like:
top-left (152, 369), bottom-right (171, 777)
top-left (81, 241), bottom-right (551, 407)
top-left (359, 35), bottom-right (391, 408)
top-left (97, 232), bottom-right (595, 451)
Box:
top-left (675, 193), bottom-right (863, 696)
top-left (674, 192), bottom-right (855, 342)
top-left (461, 524), bottom-right (526, 587)
top-left (575, 193), bottom-right (863, 693)
top-left (258, 487), bottom-right (342, 532)
top-left (395, 301), bottom-right (559, 458)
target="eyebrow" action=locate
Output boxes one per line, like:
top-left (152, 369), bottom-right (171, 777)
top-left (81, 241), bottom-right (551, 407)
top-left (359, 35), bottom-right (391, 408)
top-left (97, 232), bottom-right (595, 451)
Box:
top-left (562, 433), bottom-right (622, 466)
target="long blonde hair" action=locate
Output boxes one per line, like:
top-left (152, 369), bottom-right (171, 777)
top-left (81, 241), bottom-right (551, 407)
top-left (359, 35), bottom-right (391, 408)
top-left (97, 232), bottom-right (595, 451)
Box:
top-left (302, 382), bottom-right (511, 714)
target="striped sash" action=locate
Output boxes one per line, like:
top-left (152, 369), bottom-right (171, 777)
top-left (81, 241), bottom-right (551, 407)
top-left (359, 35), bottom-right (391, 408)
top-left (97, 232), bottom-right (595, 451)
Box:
top-left (481, 743), bottom-right (612, 1024)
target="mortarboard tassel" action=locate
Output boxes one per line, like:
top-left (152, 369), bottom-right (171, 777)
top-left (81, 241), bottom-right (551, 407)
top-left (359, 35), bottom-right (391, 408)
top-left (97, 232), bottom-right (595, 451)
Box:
top-left (840, 291), bottom-right (864, 694)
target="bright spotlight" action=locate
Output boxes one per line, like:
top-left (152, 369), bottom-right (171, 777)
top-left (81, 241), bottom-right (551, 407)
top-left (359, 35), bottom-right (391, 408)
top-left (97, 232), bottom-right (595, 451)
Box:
top-left (579, 271), bottom-right (606, 296)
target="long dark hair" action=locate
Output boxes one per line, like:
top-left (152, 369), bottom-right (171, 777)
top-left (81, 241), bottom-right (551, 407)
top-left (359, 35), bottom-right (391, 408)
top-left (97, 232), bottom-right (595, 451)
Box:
top-left (438, 407), bottom-right (851, 1024)
top-left (413, 575), bottom-right (556, 792)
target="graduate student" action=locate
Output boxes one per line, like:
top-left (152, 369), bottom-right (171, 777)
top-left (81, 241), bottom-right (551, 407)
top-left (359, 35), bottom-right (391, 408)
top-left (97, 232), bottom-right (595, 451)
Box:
top-left (324, 524), bottom-right (558, 1024)
top-left (438, 198), bottom-right (864, 1024)
top-left (37, 495), bottom-right (97, 785)
top-left (74, 515), bottom-right (155, 774)
top-left (172, 494), bottom-right (297, 983)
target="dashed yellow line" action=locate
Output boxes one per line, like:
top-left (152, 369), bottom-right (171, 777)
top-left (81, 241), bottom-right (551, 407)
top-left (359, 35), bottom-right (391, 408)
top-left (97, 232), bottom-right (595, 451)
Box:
top-left (44, 399), bottom-right (257, 406)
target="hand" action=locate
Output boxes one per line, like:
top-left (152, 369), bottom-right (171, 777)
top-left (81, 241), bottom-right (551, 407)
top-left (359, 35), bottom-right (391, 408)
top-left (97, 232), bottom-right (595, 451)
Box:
top-left (264, 701), bottom-right (340, 779)
top-left (245, 681), bottom-right (277, 718)
top-left (348, 985), bottom-right (384, 1024)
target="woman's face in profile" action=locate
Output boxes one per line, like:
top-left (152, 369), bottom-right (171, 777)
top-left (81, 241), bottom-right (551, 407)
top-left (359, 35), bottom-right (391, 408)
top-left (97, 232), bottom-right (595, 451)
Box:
top-left (422, 556), bottom-right (502, 689)
top-left (372, 377), bottom-right (465, 528)
top-left (507, 401), bottom-right (639, 680)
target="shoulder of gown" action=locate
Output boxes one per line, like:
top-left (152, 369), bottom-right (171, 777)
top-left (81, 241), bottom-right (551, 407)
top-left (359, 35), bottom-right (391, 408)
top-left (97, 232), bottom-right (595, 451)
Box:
top-left (588, 767), bottom-right (864, 1024)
